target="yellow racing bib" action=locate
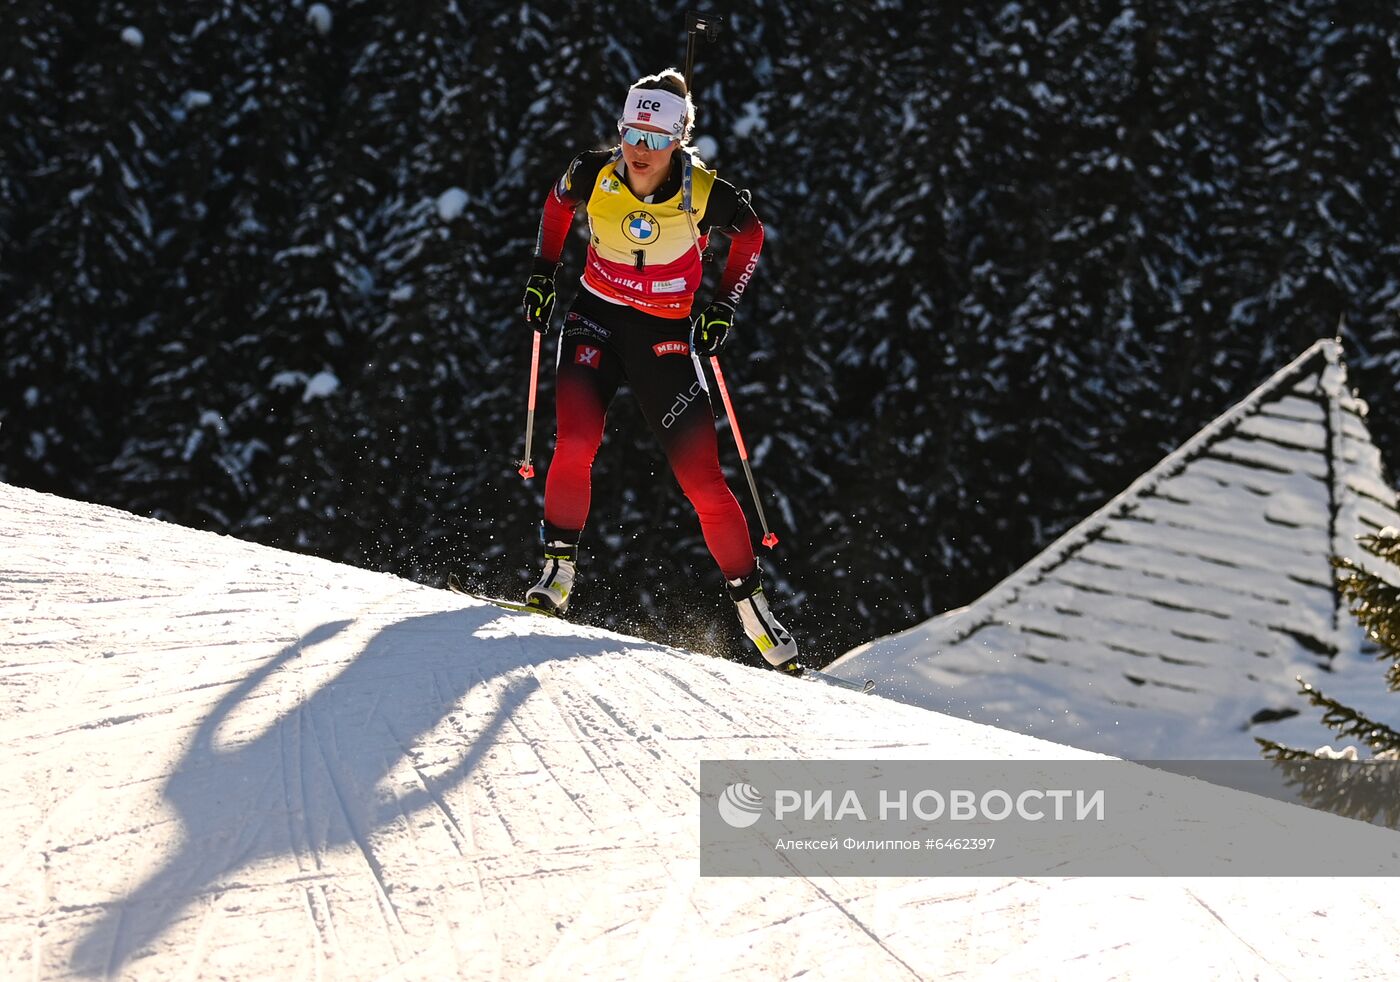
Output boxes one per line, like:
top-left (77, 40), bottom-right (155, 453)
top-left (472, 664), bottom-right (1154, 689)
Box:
top-left (581, 155), bottom-right (716, 318)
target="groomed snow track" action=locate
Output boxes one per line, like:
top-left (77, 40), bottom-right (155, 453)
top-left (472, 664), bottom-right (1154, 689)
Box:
top-left (2, 482), bottom-right (1396, 980)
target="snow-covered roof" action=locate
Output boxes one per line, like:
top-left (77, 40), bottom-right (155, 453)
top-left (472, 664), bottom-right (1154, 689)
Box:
top-left (6, 480), bottom-right (1400, 977)
top-left (831, 339), bottom-right (1400, 758)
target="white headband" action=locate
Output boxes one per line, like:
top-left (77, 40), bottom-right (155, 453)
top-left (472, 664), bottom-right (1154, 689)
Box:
top-left (620, 86), bottom-right (688, 137)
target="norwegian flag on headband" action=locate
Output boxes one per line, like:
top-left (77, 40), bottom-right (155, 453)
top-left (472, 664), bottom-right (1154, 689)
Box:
top-left (621, 85), bottom-right (687, 134)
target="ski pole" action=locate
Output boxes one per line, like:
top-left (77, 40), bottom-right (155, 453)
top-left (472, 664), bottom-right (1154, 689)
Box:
top-left (518, 330), bottom-right (542, 480)
top-left (683, 14), bottom-right (770, 544)
top-left (709, 355), bottom-right (779, 549)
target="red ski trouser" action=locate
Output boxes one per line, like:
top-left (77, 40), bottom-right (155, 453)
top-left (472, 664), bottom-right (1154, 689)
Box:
top-left (542, 291), bottom-right (756, 582)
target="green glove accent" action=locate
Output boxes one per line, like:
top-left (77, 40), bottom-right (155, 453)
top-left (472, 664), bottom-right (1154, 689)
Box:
top-left (521, 263), bottom-right (560, 331)
top-left (690, 300), bottom-right (735, 356)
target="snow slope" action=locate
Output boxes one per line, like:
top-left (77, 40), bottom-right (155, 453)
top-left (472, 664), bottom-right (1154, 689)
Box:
top-left (2, 482), bottom-right (1398, 980)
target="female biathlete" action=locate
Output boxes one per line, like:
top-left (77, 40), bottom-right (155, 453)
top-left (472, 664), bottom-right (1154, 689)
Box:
top-left (519, 68), bottom-right (800, 673)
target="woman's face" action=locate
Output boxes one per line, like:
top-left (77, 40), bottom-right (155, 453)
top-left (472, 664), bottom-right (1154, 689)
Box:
top-left (618, 125), bottom-right (678, 183)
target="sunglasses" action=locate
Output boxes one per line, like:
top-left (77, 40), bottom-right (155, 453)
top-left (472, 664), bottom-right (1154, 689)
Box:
top-left (619, 126), bottom-right (677, 150)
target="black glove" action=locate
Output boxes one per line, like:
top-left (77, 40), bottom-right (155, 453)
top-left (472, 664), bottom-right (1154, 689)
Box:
top-left (690, 300), bottom-right (735, 356)
top-left (521, 260), bottom-right (561, 331)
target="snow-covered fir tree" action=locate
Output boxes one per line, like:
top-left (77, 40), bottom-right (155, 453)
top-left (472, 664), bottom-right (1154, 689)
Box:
top-left (1257, 527), bottom-right (1400, 826)
top-left (2, 0), bottom-right (1398, 663)
top-left (1260, 527), bottom-right (1400, 762)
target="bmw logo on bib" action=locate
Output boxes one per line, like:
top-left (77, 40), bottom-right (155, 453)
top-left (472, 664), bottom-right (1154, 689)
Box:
top-left (622, 210), bottom-right (659, 245)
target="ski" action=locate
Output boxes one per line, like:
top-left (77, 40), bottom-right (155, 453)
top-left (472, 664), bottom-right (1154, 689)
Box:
top-left (795, 668), bottom-right (875, 694)
top-left (446, 572), bottom-right (560, 617)
top-left (446, 575), bottom-right (869, 691)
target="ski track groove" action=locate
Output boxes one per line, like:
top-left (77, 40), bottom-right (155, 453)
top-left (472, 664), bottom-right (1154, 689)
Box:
top-left (303, 882), bottom-right (342, 974)
top-left (585, 691), bottom-right (662, 762)
top-left (432, 672), bottom-right (484, 855)
top-left (39, 817), bottom-right (182, 858)
top-left (225, 764), bottom-right (284, 878)
top-left (303, 705), bottom-right (406, 943)
top-left (503, 708), bottom-right (599, 829)
top-left (1185, 889), bottom-right (1289, 979)
top-left (529, 664), bottom-right (666, 818)
top-left (381, 716), bottom-right (472, 856)
top-left (469, 767), bottom-right (521, 849)
top-left (183, 896), bottom-right (217, 980)
top-left (637, 661), bottom-right (743, 748)
top-left (49, 711), bottom-right (152, 738)
top-left (647, 661), bottom-right (746, 726)
top-left (103, 906), bottom-right (127, 981)
top-left (302, 700), bottom-right (331, 877)
top-left (632, 658), bottom-right (753, 787)
top-left (654, 656), bottom-right (812, 757)
top-left (796, 873), bottom-right (924, 979)
top-left (527, 668), bottom-right (618, 803)
top-left (283, 696), bottom-right (316, 876)
top-left (566, 673), bottom-right (674, 806)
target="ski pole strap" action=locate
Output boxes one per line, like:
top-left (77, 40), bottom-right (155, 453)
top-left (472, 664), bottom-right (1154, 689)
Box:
top-left (681, 151), bottom-right (694, 214)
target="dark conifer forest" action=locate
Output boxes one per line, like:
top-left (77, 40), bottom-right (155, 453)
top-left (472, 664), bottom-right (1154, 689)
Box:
top-left (4, 1), bottom-right (1398, 663)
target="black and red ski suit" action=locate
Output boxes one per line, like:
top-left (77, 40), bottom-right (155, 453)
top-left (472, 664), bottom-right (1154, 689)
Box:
top-left (532, 148), bottom-right (765, 581)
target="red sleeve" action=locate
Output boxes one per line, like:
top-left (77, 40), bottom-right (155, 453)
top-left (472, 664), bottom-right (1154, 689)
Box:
top-left (718, 212), bottom-right (764, 307)
top-left (535, 152), bottom-right (609, 264)
top-left (534, 186), bottom-right (578, 264)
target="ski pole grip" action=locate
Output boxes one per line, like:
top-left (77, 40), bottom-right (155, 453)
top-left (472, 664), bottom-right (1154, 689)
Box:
top-left (683, 12), bottom-right (722, 90)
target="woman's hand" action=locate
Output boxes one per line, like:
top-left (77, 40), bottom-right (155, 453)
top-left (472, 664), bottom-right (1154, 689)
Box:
top-left (521, 261), bottom-right (561, 331)
top-left (690, 300), bottom-right (735, 355)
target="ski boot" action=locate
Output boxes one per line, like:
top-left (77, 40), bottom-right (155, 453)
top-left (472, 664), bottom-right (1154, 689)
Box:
top-left (525, 541), bottom-right (577, 615)
top-left (728, 567), bottom-right (801, 673)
